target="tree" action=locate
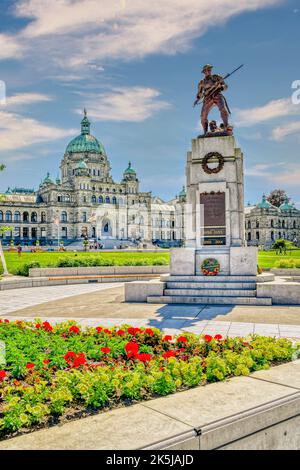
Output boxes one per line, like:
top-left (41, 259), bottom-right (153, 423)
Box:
top-left (266, 189), bottom-right (287, 208)
top-left (0, 164), bottom-right (11, 276)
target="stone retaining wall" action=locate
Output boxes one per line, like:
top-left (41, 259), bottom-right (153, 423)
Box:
top-left (29, 266), bottom-right (169, 277)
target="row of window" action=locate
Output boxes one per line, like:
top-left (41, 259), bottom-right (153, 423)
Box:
top-left (246, 220), bottom-right (297, 229)
top-left (247, 231), bottom-right (295, 241)
top-left (0, 211), bottom-right (46, 223)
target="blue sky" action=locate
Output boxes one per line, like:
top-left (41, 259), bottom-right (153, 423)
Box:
top-left (0, 0), bottom-right (300, 204)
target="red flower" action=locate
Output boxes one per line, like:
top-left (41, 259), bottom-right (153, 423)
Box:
top-left (177, 336), bottom-right (187, 343)
top-left (163, 335), bottom-right (172, 342)
top-left (64, 351), bottom-right (86, 368)
top-left (163, 350), bottom-right (176, 359)
top-left (43, 359), bottom-right (50, 365)
top-left (26, 363), bottom-right (35, 369)
top-left (136, 353), bottom-right (151, 362)
top-left (117, 329), bottom-right (125, 336)
top-left (42, 321), bottom-right (53, 332)
top-left (204, 335), bottom-right (213, 342)
top-left (214, 334), bottom-right (223, 341)
top-left (96, 326), bottom-right (103, 333)
top-left (101, 347), bottom-right (111, 354)
top-left (69, 325), bottom-right (80, 334)
top-left (4, 319), bottom-right (9, 324)
top-left (125, 341), bottom-right (139, 358)
top-left (145, 328), bottom-right (154, 336)
top-left (35, 323), bottom-right (41, 329)
top-left (178, 347), bottom-right (186, 353)
top-left (64, 351), bottom-right (76, 361)
top-left (0, 320), bottom-right (2, 323)
top-left (127, 327), bottom-right (142, 336)
top-left (103, 328), bottom-right (111, 335)
top-left (0, 370), bottom-right (7, 381)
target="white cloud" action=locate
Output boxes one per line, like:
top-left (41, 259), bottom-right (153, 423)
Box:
top-left (235, 98), bottom-right (300, 127)
top-left (79, 87), bottom-right (170, 122)
top-left (10, 0), bottom-right (282, 70)
top-left (245, 162), bottom-right (285, 177)
top-left (5, 93), bottom-right (52, 108)
top-left (0, 110), bottom-right (75, 151)
top-left (0, 34), bottom-right (24, 60)
top-left (271, 121), bottom-right (300, 140)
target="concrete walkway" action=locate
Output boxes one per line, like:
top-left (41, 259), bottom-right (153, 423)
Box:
top-left (1, 283), bottom-right (300, 339)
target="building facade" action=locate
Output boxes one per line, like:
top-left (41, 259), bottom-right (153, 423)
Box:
top-left (245, 195), bottom-right (300, 248)
top-left (0, 112), bottom-right (185, 246)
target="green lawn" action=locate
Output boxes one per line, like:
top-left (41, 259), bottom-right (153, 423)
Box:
top-left (258, 249), bottom-right (300, 269)
top-left (1, 249), bottom-right (300, 275)
top-left (0, 251), bottom-right (170, 275)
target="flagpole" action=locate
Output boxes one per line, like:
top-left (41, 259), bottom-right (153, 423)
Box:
top-left (57, 220), bottom-right (60, 250)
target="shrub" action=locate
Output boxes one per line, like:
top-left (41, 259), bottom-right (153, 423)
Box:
top-left (274, 259), bottom-right (295, 269)
top-left (15, 261), bottom-right (41, 276)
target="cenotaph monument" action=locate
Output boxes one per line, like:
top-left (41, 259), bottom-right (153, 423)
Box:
top-left (125, 64), bottom-right (272, 305)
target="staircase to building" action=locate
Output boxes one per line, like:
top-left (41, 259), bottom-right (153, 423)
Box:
top-left (147, 275), bottom-right (272, 305)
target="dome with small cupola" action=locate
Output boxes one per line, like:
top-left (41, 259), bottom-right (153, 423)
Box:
top-left (65, 110), bottom-right (106, 156)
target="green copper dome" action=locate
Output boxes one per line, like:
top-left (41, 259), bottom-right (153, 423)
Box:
top-left (42, 172), bottom-right (54, 185)
top-left (257, 194), bottom-right (273, 210)
top-left (179, 186), bottom-right (186, 198)
top-left (66, 110), bottom-right (106, 155)
top-left (280, 196), bottom-right (294, 211)
top-left (124, 161), bottom-right (136, 175)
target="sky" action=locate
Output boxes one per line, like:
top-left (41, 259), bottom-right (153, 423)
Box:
top-left (0, 0), bottom-right (300, 205)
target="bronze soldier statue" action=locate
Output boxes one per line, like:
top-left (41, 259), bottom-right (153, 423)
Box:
top-left (194, 64), bottom-right (231, 135)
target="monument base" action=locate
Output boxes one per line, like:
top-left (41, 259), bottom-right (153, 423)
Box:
top-left (170, 246), bottom-right (258, 277)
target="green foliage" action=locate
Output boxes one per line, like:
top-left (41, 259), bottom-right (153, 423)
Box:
top-left (1, 252), bottom-right (170, 275)
top-left (15, 261), bottom-right (41, 276)
top-left (0, 320), bottom-right (299, 439)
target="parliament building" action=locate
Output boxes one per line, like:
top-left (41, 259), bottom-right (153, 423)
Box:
top-left (0, 112), bottom-right (186, 247)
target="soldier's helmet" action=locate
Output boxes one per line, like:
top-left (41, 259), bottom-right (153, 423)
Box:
top-left (202, 64), bottom-right (213, 73)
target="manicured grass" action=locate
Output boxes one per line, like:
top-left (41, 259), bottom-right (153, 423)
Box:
top-left (2, 249), bottom-right (300, 274)
top-left (0, 251), bottom-right (170, 275)
top-left (0, 319), bottom-right (298, 438)
top-left (258, 249), bottom-right (300, 269)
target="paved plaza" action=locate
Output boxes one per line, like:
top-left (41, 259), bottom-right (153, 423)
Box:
top-left (1, 283), bottom-right (300, 339)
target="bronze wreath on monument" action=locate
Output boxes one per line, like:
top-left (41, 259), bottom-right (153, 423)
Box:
top-left (202, 152), bottom-right (224, 174)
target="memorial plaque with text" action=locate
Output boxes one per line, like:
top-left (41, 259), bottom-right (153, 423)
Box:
top-left (200, 192), bottom-right (226, 245)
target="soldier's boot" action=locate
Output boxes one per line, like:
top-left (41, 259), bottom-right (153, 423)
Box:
top-left (219, 106), bottom-right (229, 131)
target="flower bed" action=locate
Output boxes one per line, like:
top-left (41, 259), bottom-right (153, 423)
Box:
top-left (0, 319), bottom-right (299, 439)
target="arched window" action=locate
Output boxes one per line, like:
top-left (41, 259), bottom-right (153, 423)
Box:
top-left (41, 212), bottom-right (46, 223)
top-left (23, 211), bottom-right (29, 222)
top-left (99, 195), bottom-right (103, 203)
top-left (112, 196), bottom-right (117, 205)
top-left (5, 211), bottom-right (12, 222)
top-left (256, 220), bottom-right (259, 229)
top-left (31, 212), bottom-right (37, 222)
top-left (61, 211), bottom-right (67, 223)
top-left (282, 220), bottom-right (285, 228)
top-left (91, 195), bottom-right (96, 203)
top-left (247, 220), bottom-right (251, 229)
top-left (279, 231), bottom-right (281, 238)
top-left (14, 211), bottom-right (21, 222)
top-left (271, 219), bottom-right (274, 228)
top-left (271, 231), bottom-right (274, 240)
top-left (93, 169), bottom-right (96, 176)
top-left (105, 196), bottom-right (110, 204)
top-left (293, 220), bottom-right (296, 229)
top-left (248, 232), bottom-right (251, 241)
top-left (0, 211), bottom-right (3, 221)
top-left (256, 231), bottom-right (260, 240)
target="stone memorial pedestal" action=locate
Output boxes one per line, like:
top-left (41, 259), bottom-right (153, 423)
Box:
top-left (125, 134), bottom-right (272, 305)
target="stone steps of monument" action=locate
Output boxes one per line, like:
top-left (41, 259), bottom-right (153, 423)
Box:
top-left (147, 295), bottom-right (272, 306)
top-left (162, 275), bottom-right (257, 283)
top-left (166, 281), bottom-right (256, 289)
top-left (164, 288), bottom-right (257, 297)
